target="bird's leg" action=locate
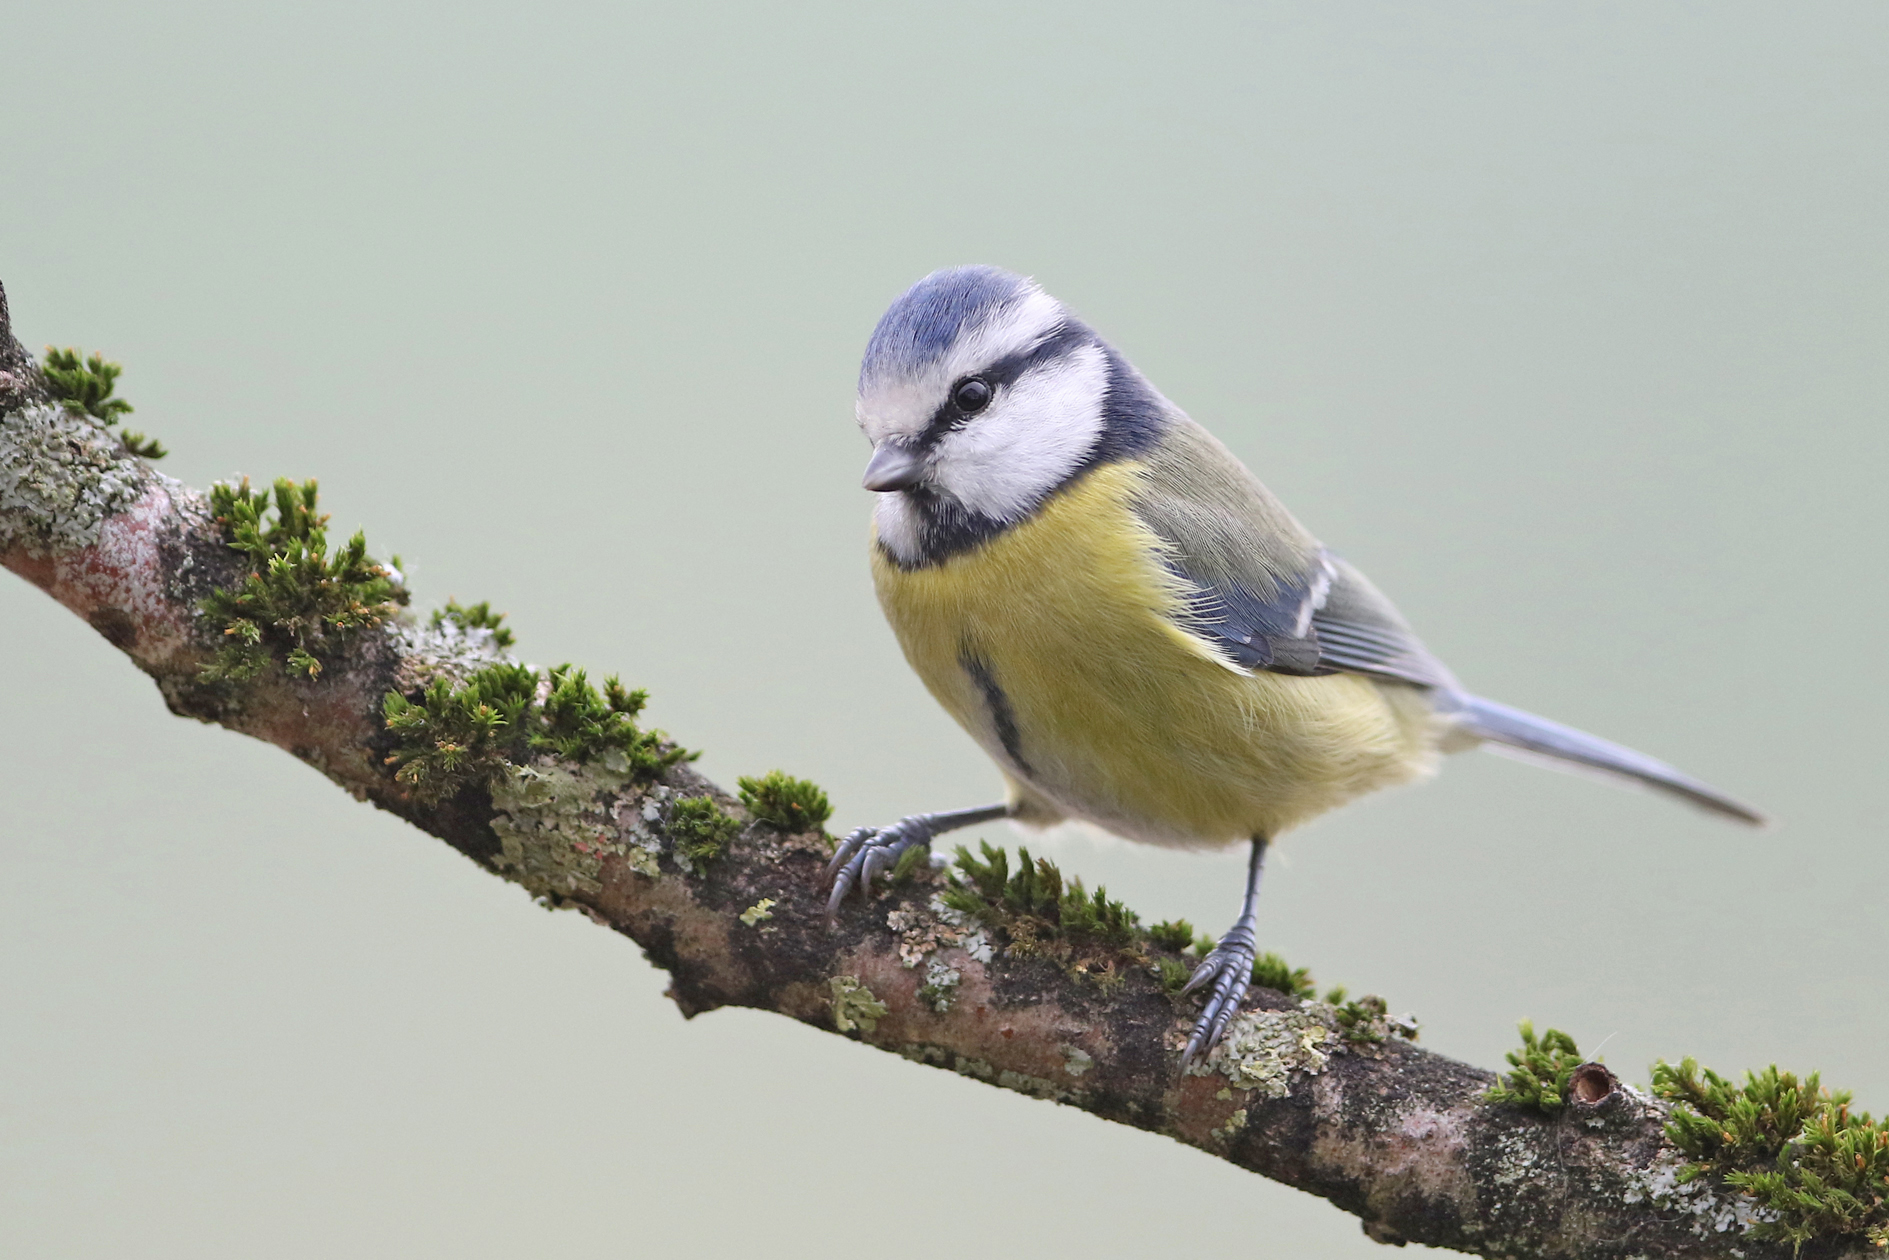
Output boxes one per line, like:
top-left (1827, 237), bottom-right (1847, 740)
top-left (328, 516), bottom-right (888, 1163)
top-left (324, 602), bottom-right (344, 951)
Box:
top-left (824, 803), bottom-right (1011, 920)
top-left (1178, 835), bottom-right (1271, 1071)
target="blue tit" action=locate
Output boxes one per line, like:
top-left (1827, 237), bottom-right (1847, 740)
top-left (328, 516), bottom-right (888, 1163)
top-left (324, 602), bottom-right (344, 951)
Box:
top-left (826, 265), bottom-right (1762, 1065)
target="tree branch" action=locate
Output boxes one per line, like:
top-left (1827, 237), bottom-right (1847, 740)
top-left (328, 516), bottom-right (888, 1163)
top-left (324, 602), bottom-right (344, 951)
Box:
top-left (0, 283), bottom-right (1859, 1260)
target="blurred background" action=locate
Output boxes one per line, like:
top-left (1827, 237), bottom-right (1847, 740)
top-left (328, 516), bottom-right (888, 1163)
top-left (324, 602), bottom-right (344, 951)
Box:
top-left (2, 3), bottom-right (1884, 1256)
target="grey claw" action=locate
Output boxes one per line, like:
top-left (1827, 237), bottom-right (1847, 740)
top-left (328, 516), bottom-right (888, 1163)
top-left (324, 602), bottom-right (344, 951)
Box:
top-left (824, 869), bottom-right (855, 922)
top-left (823, 827), bottom-right (872, 884)
top-left (820, 817), bottom-right (935, 925)
top-left (1176, 942), bottom-right (1256, 1071)
top-left (859, 845), bottom-right (893, 899)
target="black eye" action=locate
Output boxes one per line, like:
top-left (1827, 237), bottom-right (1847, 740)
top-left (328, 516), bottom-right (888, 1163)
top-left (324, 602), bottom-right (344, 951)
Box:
top-left (952, 377), bottom-right (993, 415)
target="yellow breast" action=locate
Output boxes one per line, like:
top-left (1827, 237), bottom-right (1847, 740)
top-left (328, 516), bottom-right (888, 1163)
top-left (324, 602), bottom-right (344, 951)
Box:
top-left (871, 461), bottom-right (1439, 848)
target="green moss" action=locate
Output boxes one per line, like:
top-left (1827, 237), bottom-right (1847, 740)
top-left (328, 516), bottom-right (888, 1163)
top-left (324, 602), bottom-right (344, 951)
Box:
top-left (1157, 955), bottom-right (1192, 994)
top-left (1252, 952), bottom-right (1316, 1001)
top-left (383, 663), bottom-right (538, 802)
top-left (1652, 1057), bottom-right (1889, 1251)
top-left (941, 843), bottom-right (1337, 1008)
top-left (942, 840), bottom-right (1141, 955)
top-left (200, 477), bottom-right (408, 681)
top-left (430, 599), bottom-right (515, 648)
top-left (40, 347), bottom-right (165, 458)
top-left (888, 843), bottom-right (929, 884)
top-left (120, 431), bottom-right (165, 459)
top-left (383, 660), bottom-right (688, 804)
top-left (41, 348), bottom-right (129, 423)
top-left (534, 666), bottom-right (685, 773)
top-left (1148, 919), bottom-right (1197, 953)
top-left (668, 795), bottom-right (739, 869)
top-left (1486, 1020), bottom-right (1584, 1115)
top-left (735, 770), bottom-right (832, 832)
top-left (1060, 881), bottom-right (1140, 947)
top-left (1327, 992), bottom-right (1417, 1045)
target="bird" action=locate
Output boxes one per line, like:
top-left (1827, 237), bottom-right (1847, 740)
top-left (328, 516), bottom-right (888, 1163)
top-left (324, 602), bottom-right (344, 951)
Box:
top-left (826, 265), bottom-right (1763, 1067)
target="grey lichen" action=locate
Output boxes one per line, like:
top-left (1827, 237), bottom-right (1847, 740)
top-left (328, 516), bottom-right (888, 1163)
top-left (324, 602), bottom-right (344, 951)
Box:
top-left (1061, 1044), bottom-right (1094, 1078)
top-left (830, 974), bottom-right (888, 1034)
top-left (1621, 1150), bottom-right (1778, 1239)
top-left (385, 615), bottom-right (517, 693)
top-left (489, 753), bottom-right (640, 902)
top-left (1197, 1004), bottom-right (1338, 1099)
top-left (917, 957), bottom-right (961, 1011)
top-left (938, 1053), bottom-right (1071, 1101)
top-left (0, 402), bottom-right (153, 557)
top-left (615, 783), bottom-right (674, 877)
top-left (885, 895), bottom-right (993, 970)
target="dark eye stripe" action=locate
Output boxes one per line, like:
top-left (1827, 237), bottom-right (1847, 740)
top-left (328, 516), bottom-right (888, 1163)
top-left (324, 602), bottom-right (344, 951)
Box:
top-left (915, 321), bottom-right (1088, 446)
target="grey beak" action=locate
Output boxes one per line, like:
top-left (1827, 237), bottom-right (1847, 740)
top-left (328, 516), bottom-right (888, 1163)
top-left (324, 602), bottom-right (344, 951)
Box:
top-left (862, 443), bottom-right (925, 492)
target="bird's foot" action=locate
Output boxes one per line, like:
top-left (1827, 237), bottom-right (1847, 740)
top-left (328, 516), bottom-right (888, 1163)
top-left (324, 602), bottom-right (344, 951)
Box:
top-left (823, 816), bottom-right (936, 920)
top-left (1178, 919), bottom-right (1258, 1072)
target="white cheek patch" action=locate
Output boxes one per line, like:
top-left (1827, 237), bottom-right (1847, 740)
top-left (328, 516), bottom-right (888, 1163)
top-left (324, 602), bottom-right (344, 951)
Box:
top-left (857, 284), bottom-right (1066, 445)
top-left (927, 343), bottom-right (1108, 523)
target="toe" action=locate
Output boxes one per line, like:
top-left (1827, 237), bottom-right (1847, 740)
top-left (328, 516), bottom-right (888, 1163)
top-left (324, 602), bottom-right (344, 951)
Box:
top-left (858, 843), bottom-right (896, 898)
top-left (1177, 949), bottom-right (1256, 1070)
top-left (1178, 956), bottom-right (1218, 998)
top-left (823, 827), bottom-right (873, 884)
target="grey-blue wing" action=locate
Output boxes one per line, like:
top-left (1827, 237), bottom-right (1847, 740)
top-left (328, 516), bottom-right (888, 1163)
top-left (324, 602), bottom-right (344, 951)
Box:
top-left (1160, 541), bottom-right (1456, 690)
top-left (1306, 556), bottom-right (1458, 689)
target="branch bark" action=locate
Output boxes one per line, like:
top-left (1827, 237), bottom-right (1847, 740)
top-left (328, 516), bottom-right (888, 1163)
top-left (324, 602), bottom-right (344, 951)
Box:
top-left (0, 284), bottom-right (1849, 1260)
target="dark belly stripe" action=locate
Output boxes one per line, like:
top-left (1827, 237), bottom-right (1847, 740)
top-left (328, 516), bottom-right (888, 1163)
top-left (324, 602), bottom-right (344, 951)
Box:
top-left (960, 650), bottom-right (1032, 777)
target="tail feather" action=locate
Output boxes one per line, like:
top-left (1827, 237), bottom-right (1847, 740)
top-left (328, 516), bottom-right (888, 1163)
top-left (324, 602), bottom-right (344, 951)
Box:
top-left (1448, 693), bottom-right (1766, 826)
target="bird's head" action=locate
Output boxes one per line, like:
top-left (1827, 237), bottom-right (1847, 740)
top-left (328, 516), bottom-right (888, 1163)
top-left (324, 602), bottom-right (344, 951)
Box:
top-left (856, 266), bottom-right (1162, 563)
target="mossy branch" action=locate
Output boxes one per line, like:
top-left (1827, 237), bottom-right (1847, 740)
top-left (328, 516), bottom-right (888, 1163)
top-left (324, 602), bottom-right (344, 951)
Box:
top-left (40, 346), bottom-right (166, 458)
top-left (3, 278), bottom-right (1878, 1260)
top-left (1487, 1020), bottom-right (1587, 1115)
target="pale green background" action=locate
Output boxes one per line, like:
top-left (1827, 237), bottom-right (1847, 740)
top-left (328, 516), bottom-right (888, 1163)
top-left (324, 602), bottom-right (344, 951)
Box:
top-left (2, 3), bottom-right (1884, 1257)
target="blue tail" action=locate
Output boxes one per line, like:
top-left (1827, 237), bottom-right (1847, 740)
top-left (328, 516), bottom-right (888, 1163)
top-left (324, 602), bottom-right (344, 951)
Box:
top-left (1448, 693), bottom-right (1765, 826)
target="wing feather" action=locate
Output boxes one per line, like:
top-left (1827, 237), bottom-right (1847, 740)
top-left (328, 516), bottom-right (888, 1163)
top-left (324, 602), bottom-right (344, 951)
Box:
top-left (1131, 419), bottom-right (1453, 688)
